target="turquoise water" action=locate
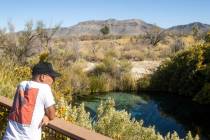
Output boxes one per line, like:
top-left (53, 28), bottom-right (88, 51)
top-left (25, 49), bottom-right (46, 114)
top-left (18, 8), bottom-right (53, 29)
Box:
top-left (75, 92), bottom-right (210, 140)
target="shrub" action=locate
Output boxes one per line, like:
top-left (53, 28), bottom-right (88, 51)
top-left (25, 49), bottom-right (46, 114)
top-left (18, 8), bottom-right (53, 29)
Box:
top-left (204, 31), bottom-right (210, 43)
top-left (170, 39), bottom-right (185, 53)
top-left (94, 98), bottom-right (161, 140)
top-left (94, 98), bottom-right (199, 140)
top-left (100, 26), bottom-right (110, 36)
top-left (0, 58), bottom-right (31, 98)
top-left (193, 83), bottom-right (210, 104)
top-left (118, 73), bottom-right (136, 91)
top-left (56, 97), bottom-right (92, 130)
top-left (89, 75), bottom-right (108, 93)
top-left (149, 43), bottom-right (210, 104)
top-left (121, 50), bottom-right (145, 61)
top-left (137, 75), bottom-right (151, 90)
top-left (69, 62), bottom-right (89, 94)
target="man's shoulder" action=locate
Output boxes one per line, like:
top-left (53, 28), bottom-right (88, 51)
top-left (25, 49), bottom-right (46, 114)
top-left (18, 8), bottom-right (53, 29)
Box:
top-left (32, 82), bottom-right (52, 93)
top-left (19, 80), bottom-right (29, 85)
top-left (19, 81), bottom-right (51, 90)
top-left (19, 81), bottom-right (29, 89)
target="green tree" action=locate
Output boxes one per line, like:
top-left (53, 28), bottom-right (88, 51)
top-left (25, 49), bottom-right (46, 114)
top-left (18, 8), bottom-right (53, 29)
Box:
top-left (100, 25), bottom-right (110, 35)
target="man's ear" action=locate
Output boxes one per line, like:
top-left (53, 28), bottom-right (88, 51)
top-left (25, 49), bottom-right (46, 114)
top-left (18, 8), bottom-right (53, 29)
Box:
top-left (39, 74), bottom-right (45, 82)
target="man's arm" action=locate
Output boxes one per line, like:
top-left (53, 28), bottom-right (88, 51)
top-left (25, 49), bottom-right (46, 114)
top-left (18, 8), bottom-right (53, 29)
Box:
top-left (38, 105), bottom-right (55, 128)
top-left (45, 105), bottom-right (56, 120)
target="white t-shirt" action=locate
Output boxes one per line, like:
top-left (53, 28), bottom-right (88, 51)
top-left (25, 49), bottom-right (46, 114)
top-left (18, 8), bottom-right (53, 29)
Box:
top-left (3, 81), bottom-right (55, 140)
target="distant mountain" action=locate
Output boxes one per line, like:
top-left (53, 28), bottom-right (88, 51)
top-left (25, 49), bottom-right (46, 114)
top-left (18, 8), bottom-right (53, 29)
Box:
top-left (54, 19), bottom-right (162, 37)
top-left (54, 20), bottom-right (210, 37)
top-left (166, 22), bottom-right (210, 35)
top-left (16, 19), bottom-right (210, 38)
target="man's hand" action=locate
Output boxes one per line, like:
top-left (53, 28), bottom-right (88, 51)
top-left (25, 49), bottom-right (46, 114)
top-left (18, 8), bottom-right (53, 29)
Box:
top-left (38, 115), bottom-right (49, 128)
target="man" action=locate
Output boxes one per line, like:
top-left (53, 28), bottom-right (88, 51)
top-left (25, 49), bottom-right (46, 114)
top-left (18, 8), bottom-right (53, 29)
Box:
top-left (3, 62), bottom-right (61, 140)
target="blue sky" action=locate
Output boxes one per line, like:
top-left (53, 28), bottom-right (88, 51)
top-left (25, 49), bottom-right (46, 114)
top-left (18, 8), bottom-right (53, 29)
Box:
top-left (0, 0), bottom-right (210, 31)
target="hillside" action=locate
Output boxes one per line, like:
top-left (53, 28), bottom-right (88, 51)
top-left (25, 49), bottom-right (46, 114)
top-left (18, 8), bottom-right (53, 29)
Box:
top-left (166, 22), bottom-right (210, 35)
top-left (54, 19), bottom-right (162, 37)
top-left (52, 19), bottom-right (210, 38)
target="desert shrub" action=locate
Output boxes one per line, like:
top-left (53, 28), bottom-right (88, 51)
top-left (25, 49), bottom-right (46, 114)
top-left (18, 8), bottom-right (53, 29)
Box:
top-left (105, 48), bottom-right (121, 59)
top-left (0, 100), bottom-right (10, 138)
top-left (121, 49), bottom-right (145, 61)
top-left (92, 56), bottom-right (120, 79)
top-left (69, 61), bottom-right (90, 94)
top-left (100, 25), bottom-right (110, 35)
top-left (56, 97), bottom-right (92, 130)
top-left (145, 49), bottom-right (159, 60)
top-left (90, 57), bottom-right (134, 91)
top-left (52, 69), bottom-right (73, 102)
top-left (0, 60), bottom-right (17, 98)
top-left (89, 75), bottom-right (108, 93)
top-left (118, 73), bottom-right (136, 91)
top-left (94, 98), bottom-right (199, 140)
top-left (170, 39), bottom-right (185, 53)
top-left (0, 57), bottom-right (31, 98)
top-left (193, 83), bottom-right (210, 104)
top-left (95, 98), bottom-right (155, 139)
top-left (204, 31), bottom-right (210, 43)
top-left (143, 27), bottom-right (165, 47)
top-left (149, 43), bottom-right (210, 104)
top-left (119, 60), bottom-right (132, 73)
top-left (137, 75), bottom-right (151, 90)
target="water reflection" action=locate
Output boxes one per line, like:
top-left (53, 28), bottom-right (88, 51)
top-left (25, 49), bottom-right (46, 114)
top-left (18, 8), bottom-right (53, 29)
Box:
top-left (75, 92), bottom-right (210, 140)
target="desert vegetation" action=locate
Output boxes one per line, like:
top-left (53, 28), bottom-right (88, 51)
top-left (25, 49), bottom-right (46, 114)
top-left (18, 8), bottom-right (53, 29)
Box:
top-left (1, 20), bottom-right (210, 139)
top-left (138, 32), bottom-right (210, 104)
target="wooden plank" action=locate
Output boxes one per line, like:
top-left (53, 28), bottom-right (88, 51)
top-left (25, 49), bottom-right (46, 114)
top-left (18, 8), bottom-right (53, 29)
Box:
top-left (0, 96), bottom-right (13, 108)
top-left (48, 118), bottom-right (112, 140)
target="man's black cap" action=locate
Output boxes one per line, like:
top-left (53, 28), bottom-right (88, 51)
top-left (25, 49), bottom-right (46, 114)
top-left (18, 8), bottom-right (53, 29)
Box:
top-left (32, 62), bottom-right (61, 78)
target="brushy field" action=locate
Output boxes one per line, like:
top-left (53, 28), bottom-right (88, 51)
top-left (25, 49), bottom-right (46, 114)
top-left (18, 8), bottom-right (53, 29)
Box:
top-left (1, 21), bottom-right (208, 139)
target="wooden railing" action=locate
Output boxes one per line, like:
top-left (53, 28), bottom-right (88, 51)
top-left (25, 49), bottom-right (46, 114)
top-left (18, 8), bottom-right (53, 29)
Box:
top-left (0, 96), bottom-right (112, 140)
